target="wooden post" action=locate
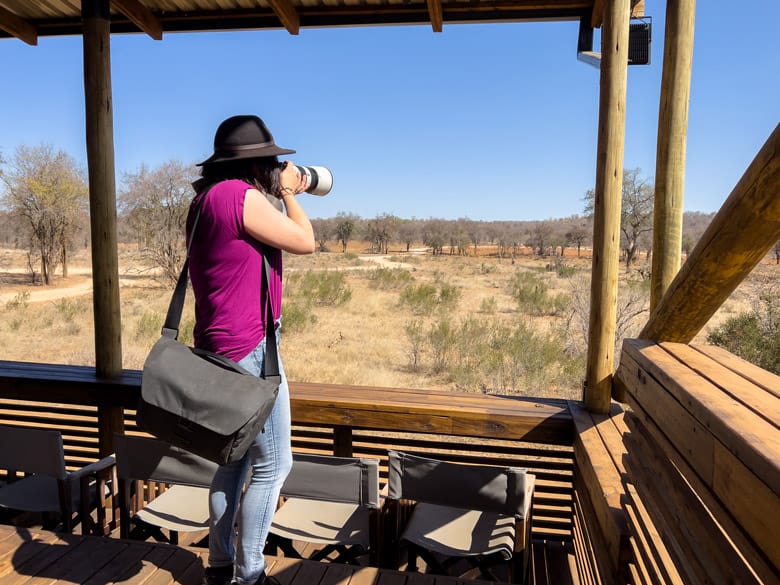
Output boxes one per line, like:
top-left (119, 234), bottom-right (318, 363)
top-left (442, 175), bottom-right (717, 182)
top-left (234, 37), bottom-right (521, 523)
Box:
top-left (82, 0), bottom-right (124, 455)
top-left (641, 123), bottom-right (780, 343)
top-left (650, 0), bottom-right (696, 311)
top-left (585, 0), bottom-right (631, 414)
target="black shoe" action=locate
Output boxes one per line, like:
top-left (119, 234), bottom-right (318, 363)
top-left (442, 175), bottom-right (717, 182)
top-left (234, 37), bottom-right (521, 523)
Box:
top-left (255, 572), bottom-right (281, 585)
top-left (203, 565), bottom-right (233, 585)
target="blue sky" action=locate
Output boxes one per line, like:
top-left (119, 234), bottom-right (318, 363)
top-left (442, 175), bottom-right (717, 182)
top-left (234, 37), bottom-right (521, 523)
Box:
top-left (1, 1), bottom-right (778, 221)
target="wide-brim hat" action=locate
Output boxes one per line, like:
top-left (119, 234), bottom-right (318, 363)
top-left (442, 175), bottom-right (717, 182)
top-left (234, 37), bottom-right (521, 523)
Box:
top-left (197, 115), bottom-right (295, 166)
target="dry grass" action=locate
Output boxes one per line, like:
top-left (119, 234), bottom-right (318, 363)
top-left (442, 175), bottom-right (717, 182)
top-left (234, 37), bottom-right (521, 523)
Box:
top-left (0, 243), bottom-right (776, 399)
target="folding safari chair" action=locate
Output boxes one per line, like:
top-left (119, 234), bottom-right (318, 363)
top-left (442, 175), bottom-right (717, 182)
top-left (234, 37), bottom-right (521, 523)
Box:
top-left (114, 433), bottom-right (218, 545)
top-left (0, 424), bottom-right (115, 534)
top-left (267, 452), bottom-right (381, 565)
top-left (386, 450), bottom-right (535, 584)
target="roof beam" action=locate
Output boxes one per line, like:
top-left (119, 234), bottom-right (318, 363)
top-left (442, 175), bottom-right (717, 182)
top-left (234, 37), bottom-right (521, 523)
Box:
top-left (427, 0), bottom-right (443, 32)
top-left (0, 5), bottom-right (38, 45)
top-left (267, 0), bottom-right (300, 35)
top-left (111, 0), bottom-right (163, 40)
top-left (592, 0), bottom-right (644, 27)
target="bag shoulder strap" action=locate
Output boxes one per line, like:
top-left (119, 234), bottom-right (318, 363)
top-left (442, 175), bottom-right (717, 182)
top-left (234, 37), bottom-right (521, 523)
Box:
top-left (162, 187), bottom-right (280, 379)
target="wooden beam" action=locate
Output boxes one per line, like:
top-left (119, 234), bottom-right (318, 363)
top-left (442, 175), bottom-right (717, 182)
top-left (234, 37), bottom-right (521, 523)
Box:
top-left (0, 5), bottom-right (38, 45)
top-left (584, 0), bottom-right (631, 414)
top-left (650, 0), bottom-right (696, 311)
top-left (111, 0), bottom-right (162, 40)
top-left (267, 0), bottom-right (300, 35)
top-left (641, 123), bottom-right (780, 343)
top-left (593, 0), bottom-right (645, 28)
top-left (427, 0), bottom-right (443, 32)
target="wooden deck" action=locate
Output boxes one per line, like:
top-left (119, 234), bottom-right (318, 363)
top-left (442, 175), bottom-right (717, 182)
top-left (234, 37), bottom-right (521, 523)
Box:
top-left (0, 525), bottom-right (508, 585)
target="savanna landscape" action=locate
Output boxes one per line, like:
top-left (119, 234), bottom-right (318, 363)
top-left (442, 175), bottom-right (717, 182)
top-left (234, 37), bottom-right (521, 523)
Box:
top-left (1, 239), bottom-right (775, 401)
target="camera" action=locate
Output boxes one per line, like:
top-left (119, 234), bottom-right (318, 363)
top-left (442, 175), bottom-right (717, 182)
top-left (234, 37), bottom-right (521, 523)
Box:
top-left (296, 165), bottom-right (333, 196)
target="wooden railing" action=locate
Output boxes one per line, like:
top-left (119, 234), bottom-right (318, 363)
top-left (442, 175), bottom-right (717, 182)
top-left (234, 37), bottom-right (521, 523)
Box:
top-left (0, 360), bottom-right (576, 543)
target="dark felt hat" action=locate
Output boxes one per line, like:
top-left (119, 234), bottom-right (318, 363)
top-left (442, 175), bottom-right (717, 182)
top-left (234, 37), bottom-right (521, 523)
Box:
top-left (197, 115), bottom-right (295, 166)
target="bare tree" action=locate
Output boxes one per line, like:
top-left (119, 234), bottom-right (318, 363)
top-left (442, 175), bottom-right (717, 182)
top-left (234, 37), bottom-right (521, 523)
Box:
top-left (396, 220), bottom-right (419, 252)
top-left (119, 160), bottom-right (195, 283)
top-left (584, 168), bottom-right (654, 272)
top-left (334, 212), bottom-right (358, 253)
top-left (311, 217), bottom-right (334, 252)
top-left (529, 221), bottom-right (553, 256)
top-left (0, 144), bottom-right (88, 284)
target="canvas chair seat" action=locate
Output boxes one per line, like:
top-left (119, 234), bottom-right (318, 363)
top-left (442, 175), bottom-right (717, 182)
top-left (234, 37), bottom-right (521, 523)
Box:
top-left (271, 498), bottom-right (371, 547)
top-left (401, 502), bottom-right (516, 559)
top-left (0, 474), bottom-right (83, 513)
top-left (267, 452), bottom-right (380, 564)
top-left (134, 484), bottom-right (211, 533)
top-left (114, 433), bottom-right (218, 544)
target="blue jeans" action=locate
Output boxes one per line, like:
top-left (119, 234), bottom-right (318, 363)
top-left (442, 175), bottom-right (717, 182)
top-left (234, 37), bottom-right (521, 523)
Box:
top-left (207, 328), bottom-right (292, 584)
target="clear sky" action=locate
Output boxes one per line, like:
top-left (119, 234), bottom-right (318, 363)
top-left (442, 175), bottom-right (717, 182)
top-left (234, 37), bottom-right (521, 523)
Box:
top-left (1, 1), bottom-right (778, 221)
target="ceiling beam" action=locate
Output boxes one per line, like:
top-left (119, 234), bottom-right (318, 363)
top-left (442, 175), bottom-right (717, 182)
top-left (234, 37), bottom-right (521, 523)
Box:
top-left (267, 0), bottom-right (300, 35)
top-left (111, 0), bottom-right (163, 40)
top-left (593, 0), bottom-right (644, 27)
top-left (0, 5), bottom-right (38, 45)
top-left (427, 0), bottom-right (443, 32)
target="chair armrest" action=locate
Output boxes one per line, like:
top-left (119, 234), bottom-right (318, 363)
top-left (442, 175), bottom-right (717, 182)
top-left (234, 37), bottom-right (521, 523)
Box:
top-left (74, 454), bottom-right (118, 536)
top-left (69, 454), bottom-right (117, 482)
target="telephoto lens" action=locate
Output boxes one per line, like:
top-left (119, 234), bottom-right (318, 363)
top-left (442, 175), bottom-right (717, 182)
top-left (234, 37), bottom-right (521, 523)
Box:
top-left (296, 166), bottom-right (333, 196)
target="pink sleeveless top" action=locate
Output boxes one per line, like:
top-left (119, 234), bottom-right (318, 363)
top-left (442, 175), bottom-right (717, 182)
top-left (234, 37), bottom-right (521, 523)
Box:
top-left (186, 179), bottom-right (283, 362)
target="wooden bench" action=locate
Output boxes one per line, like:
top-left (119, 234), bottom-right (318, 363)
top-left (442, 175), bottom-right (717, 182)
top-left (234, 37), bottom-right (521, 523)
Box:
top-left (614, 339), bottom-right (780, 585)
top-left (568, 400), bottom-right (633, 585)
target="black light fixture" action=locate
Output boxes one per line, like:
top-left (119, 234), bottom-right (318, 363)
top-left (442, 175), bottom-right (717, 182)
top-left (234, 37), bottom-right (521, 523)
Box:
top-left (577, 15), bottom-right (652, 68)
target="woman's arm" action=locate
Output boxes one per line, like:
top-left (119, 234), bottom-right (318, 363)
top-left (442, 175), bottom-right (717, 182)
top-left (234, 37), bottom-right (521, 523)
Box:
top-left (242, 162), bottom-right (315, 255)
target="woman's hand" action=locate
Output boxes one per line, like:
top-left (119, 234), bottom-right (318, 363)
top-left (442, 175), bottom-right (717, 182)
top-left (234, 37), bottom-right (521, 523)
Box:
top-left (279, 161), bottom-right (307, 197)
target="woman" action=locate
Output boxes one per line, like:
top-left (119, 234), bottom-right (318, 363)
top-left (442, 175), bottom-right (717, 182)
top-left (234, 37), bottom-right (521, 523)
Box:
top-left (188, 115), bottom-right (315, 585)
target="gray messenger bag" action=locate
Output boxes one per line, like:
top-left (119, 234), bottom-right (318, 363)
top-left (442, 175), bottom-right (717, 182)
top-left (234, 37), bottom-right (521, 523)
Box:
top-left (137, 191), bottom-right (280, 465)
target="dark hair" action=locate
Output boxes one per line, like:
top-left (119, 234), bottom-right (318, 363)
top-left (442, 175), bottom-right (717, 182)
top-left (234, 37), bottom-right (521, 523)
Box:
top-left (200, 157), bottom-right (281, 196)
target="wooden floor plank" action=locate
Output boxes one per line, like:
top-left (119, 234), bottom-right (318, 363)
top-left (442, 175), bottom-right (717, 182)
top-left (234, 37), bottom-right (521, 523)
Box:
top-left (113, 545), bottom-right (179, 585)
top-left (142, 547), bottom-right (204, 585)
top-left (83, 541), bottom-right (156, 585)
top-left (2, 533), bottom-right (85, 585)
top-left (344, 566), bottom-right (380, 585)
top-left (0, 530), bottom-right (60, 577)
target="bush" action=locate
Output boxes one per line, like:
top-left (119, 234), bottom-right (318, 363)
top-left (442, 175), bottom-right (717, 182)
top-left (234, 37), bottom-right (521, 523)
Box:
top-left (282, 302), bottom-right (317, 334)
top-left (479, 296), bottom-right (498, 314)
top-left (295, 271), bottom-right (352, 306)
top-left (367, 267), bottom-right (414, 290)
top-left (136, 311), bottom-right (164, 342)
top-left (399, 284), bottom-right (439, 315)
top-left (5, 291), bottom-right (30, 311)
top-left (399, 282), bottom-right (461, 315)
top-left (508, 271), bottom-right (566, 316)
top-left (708, 311), bottom-right (780, 374)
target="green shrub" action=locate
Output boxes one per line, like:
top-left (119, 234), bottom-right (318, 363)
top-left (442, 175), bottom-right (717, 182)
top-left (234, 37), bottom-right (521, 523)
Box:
top-left (707, 312), bottom-right (780, 374)
top-left (282, 302), bottom-right (317, 334)
top-left (367, 267), bottom-right (414, 290)
top-left (399, 284), bottom-right (439, 315)
top-left (297, 271), bottom-right (352, 306)
top-left (404, 319), bottom-right (425, 371)
top-left (508, 271), bottom-right (566, 316)
top-left (136, 311), bottom-right (164, 341)
top-left (437, 283), bottom-right (461, 312)
top-left (53, 298), bottom-right (89, 322)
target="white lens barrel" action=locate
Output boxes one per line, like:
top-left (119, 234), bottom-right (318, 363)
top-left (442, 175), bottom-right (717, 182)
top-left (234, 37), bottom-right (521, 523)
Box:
top-left (297, 165), bottom-right (333, 196)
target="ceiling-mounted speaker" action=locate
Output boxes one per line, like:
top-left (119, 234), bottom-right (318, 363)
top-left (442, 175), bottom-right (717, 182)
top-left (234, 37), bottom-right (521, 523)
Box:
top-left (628, 19), bottom-right (652, 65)
top-left (577, 16), bottom-right (652, 68)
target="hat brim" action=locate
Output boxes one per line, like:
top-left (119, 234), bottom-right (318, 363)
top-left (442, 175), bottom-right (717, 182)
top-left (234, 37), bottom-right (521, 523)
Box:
top-left (197, 145), bottom-right (296, 166)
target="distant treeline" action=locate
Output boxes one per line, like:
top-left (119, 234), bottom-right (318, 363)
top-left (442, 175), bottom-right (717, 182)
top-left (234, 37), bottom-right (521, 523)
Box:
top-left (307, 211), bottom-right (717, 260)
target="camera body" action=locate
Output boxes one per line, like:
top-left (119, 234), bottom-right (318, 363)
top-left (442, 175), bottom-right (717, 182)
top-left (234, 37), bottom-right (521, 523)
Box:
top-left (296, 165), bottom-right (333, 196)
